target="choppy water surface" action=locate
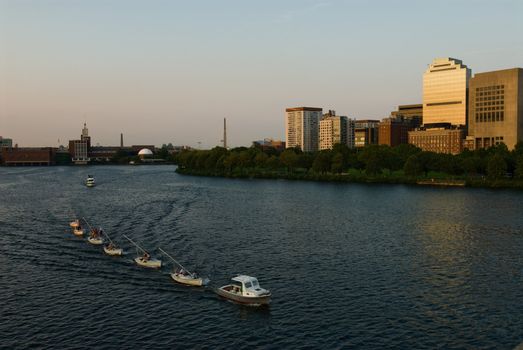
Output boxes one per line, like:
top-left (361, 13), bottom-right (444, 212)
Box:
top-left (1, 165), bottom-right (522, 349)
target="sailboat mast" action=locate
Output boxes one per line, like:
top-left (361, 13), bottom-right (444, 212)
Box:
top-left (123, 234), bottom-right (147, 254)
top-left (159, 248), bottom-right (195, 278)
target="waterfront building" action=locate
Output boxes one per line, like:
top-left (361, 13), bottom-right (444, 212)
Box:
top-left (423, 58), bottom-right (471, 126)
top-left (69, 140), bottom-right (89, 164)
top-left (1, 147), bottom-right (55, 166)
top-left (467, 68), bottom-right (523, 150)
top-left (391, 104), bottom-right (423, 129)
top-left (408, 58), bottom-right (470, 153)
top-left (408, 124), bottom-right (465, 154)
top-left (0, 136), bottom-right (13, 148)
top-left (252, 138), bottom-right (286, 152)
top-left (319, 110), bottom-right (349, 150)
top-left (347, 118), bottom-right (355, 149)
top-left (354, 120), bottom-right (379, 147)
top-left (379, 116), bottom-right (410, 147)
top-left (68, 123), bottom-right (91, 164)
top-left (285, 107), bottom-right (322, 152)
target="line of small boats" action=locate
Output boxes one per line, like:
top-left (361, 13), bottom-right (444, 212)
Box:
top-left (69, 218), bottom-right (271, 306)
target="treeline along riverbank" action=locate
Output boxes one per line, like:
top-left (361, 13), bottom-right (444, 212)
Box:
top-left (175, 142), bottom-right (523, 189)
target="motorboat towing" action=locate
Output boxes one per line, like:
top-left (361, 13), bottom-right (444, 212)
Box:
top-left (216, 275), bottom-right (271, 306)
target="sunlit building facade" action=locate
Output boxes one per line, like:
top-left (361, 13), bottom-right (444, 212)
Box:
top-left (423, 58), bottom-right (471, 126)
top-left (408, 125), bottom-right (465, 154)
top-left (468, 68), bottom-right (523, 150)
top-left (319, 111), bottom-right (349, 150)
top-left (285, 107), bottom-right (322, 152)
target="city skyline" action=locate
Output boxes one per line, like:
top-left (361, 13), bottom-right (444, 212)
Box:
top-left (2, 0), bottom-right (523, 148)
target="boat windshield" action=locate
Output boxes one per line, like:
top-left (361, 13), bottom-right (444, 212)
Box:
top-left (251, 280), bottom-right (259, 287)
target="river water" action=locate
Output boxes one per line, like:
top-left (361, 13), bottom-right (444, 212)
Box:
top-left (1, 165), bottom-right (522, 349)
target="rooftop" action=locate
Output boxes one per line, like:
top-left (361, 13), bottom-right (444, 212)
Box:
top-left (232, 275), bottom-right (258, 284)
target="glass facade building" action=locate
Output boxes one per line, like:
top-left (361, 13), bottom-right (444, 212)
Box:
top-left (423, 58), bottom-right (471, 126)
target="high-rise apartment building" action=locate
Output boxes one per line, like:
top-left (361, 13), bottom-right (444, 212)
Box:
top-left (285, 107), bottom-right (322, 152)
top-left (467, 68), bottom-right (523, 150)
top-left (319, 110), bottom-right (349, 150)
top-left (423, 58), bottom-right (471, 126)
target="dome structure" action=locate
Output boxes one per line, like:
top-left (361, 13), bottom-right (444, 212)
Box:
top-left (138, 148), bottom-right (153, 156)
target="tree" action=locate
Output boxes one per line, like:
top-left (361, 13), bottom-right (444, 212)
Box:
top-left (266, 155), bottom-right (281, 170)
top-left (280, 149), bottom-right (299, 172)
top-left (404, 154), bottom-right (424, 177)
top-left (486, 154), bottom-right (507, 180)
top-left (331, 153), bottom-right (344, 173)
top-left (254, 152), bottom-right (268, 168)
top-left (514, 156), bottom-right (523, 179)
top-left (312, 152), bottom-right (331, 174)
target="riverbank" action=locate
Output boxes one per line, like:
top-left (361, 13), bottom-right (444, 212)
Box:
top-left (176, 167), bottom-right (523, 190)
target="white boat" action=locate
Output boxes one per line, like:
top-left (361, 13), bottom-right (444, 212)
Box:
top-left (216, 275), bottom-right (271, 306)
top-left (69, 219), bottom-right (81, 229)
top-left (124, 234), bottom-right (162, 269)
top-left (159, 247), bottom-right (209, 287)
top-left (73, 228), bottom-right (84, 236)
top-left (103, 244), bottom-right (123, 256)
top-left (170, 271), bottom-right (209, 286)
top-left (134, 256), bottom-right (162, 268)
top-left (87, 235), bottom-right (104, 245)
top-left (102, 230), bottom-right (123, 256)
top-left (86, 175), bottom-right (95, 187)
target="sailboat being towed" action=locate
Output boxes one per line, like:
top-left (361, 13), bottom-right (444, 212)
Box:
top-left (159, 248), bottom-right (209, 287)
top-left (124, 235), bottom-right (162, 268)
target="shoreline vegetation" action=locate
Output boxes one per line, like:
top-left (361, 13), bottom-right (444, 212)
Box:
top-left (174, 143), bottom-right (523, 190)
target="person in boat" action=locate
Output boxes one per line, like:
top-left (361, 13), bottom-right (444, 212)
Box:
top-left (142, 252), bottom-right (150, 262)
top-left (106, 242), bottom-right (114, 250)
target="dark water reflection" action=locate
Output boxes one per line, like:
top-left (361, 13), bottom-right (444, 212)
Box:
top-left (0, 166), bottom-right (522, 349)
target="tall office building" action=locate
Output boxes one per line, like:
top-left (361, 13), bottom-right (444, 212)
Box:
top-left (319, 110), bottom-right (348, 150)
top-left (285, 107), bottom-right (322, 152)
top-left (423, 58), bottom-right (471, 126)
top-left (467, 68), bottom-right (523, 150)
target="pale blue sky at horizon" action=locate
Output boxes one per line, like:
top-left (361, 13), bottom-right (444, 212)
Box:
top-left (1, 0), bottom-right (522, 148)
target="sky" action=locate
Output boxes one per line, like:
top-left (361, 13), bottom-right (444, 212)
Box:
top-left (1, 0), bottom-right (522, 148)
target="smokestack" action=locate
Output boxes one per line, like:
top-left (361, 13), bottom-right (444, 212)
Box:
top-left (120, 133), bottom-right (124, 148)
top-left (223, 118), bottom-right (227, 149)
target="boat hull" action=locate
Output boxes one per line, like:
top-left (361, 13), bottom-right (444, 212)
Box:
top-left (170, 273), bottom-right (208, 286)
top-left (73, 229), bottom-right (84, 236)
top-left (134, 257), bottom-right (162, 268)
top-left (88, 237), bottom-right (104, 245)
top-left (103, 246), bottom-right (123, 256)
top-left (215, 287), bottom-right (271, 306)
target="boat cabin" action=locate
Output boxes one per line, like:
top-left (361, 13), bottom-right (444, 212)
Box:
top-left (230, 275), bottom-right (268, 297)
